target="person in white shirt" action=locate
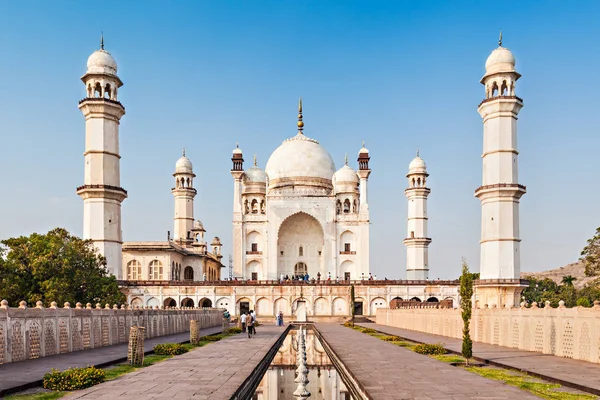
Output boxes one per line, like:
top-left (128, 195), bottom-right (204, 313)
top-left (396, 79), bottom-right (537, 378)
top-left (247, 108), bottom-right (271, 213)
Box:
top-left (240, 312), bottom-right (247, 333)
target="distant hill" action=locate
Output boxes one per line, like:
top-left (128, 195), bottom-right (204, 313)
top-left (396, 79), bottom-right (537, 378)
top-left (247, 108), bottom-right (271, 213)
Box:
top-left (521, 261), bottom-right (596, 289)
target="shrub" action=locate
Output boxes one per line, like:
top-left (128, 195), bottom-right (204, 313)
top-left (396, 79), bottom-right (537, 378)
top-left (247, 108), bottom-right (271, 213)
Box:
top-left (225, 327), bottom-right (242, 334)
top-left (200, 335), bottom-right (222, 342)
top-left (153, 343), bottom-right (188, 355)
top-left (577, 298), bottom-right (591, 307)
top-left (43, 366), bottom-right (105, 391)
top-left (382, 335), bottom-right (402, 342)
top-left (343, 321), bottom-right (353, 328)
top-left (414, 343), bottom-right (447, 355)
top-left (361, 327), bottom-right (377, 334)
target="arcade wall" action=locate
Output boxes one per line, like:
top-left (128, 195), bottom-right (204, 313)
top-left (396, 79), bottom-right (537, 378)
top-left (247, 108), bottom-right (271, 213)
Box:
top-left (376, 301), bottom-right (600, 364)
top-left (0, 300), bottom-right (222, 365)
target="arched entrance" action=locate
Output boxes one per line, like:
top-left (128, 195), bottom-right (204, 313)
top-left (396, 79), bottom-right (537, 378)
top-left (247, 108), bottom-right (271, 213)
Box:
top-left (181, 298), bottom-right (194, 307)
top-left (277, 212), bottom-right (324, 278)
top-left (199, 298), bottom-right (212, 308)
top-left (163, 298), bottom-right (176, 308)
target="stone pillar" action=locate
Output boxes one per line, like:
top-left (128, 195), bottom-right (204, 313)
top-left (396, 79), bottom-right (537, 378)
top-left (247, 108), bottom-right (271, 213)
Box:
top-left (127, 326), bottom-right (145, 366)
top-left (190, 320), bottom-right (201, 345)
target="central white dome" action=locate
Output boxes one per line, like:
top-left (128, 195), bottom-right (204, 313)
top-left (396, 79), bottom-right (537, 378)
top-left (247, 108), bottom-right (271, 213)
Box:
top-left (265, 133), bottom-right (336, 189)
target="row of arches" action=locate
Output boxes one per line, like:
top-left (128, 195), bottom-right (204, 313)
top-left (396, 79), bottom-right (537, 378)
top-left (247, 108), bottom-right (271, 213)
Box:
top-left (485, 77), bottom-right (516, 99)
top-left (127, 260), bottom-right (206, 281)
top-left (244, 197), bottom-right (266, 214)
top-left (132, 297), bottom-right (213, 308)
top-left (86, 81), bottom-right (118, 100)
top-left (336, 198), bottom-right (358, 214)
top-left (175, 176), bottom-right (193, 188)
top-left (409, 176), bottom-right (427, 188)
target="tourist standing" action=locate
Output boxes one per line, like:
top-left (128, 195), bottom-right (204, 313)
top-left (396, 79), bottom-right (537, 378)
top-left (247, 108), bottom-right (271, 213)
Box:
top-left (247, 312), bottom-right (255, 338)
top-left (250, 310), bottom-right (257, 335)
top-left (278, 311), bottom-right (284, 327)
top-left (240, 312), bottom-right (247, 333)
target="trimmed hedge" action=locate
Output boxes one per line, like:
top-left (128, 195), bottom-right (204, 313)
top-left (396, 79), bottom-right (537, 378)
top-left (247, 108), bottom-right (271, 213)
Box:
top-left (225, 327), bottom-right (242, 334)
top-left (414, 343), bottom-right (447, 355)
top-left (382, 335), bottom-right (402, 342)
top-left (200, 335), bottom-right (222, 342)
top-left (343, 322), bottom-right (354, 327)
top-left (361, 327), bottom-right (377, 334)
top-left (43, 366), bottom-right (105, 391)
top-left (153, 343), bottom-right (188, 355)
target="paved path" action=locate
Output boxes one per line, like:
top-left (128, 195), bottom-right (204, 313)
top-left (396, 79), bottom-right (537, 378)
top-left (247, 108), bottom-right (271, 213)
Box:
top-left (359, 323), bottom-right (600, 396)
top-left (64, 325), bottom-right (287, 400)
top-left (0, 326), bottom-right (222, 397)
top-left (316, 323), bottom-right (541, 400)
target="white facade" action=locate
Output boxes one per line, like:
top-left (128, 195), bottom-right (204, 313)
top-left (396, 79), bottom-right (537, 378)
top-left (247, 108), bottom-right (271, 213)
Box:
top-left (231, 101), bottom-right (371, 280)
top-left (76, 37), bottom-right (127, 279)
top-left (475, 33), bottom-right (526, 281)
top-left (404, 153), bottom-right (431, 280)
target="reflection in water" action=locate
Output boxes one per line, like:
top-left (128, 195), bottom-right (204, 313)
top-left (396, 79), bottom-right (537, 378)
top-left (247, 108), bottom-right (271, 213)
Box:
top-left (253, 327), bottom-right (355, 399)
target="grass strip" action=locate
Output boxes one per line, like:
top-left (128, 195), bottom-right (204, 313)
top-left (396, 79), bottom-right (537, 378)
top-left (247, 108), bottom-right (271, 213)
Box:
top-left (6, 332), bottom-right (236, 400)
top-left (344, 324), bottom-right (596, 400)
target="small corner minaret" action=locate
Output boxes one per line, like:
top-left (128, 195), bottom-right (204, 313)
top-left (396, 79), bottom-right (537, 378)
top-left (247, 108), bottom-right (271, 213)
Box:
top-left (356, 142), bottom-right (371, 212)
top-left (404, 151), bottom-right (431, 280)
top-left (76, 35), bottom-right (127, 279)
top-left (231, 143), bottom-right (244, 277)
top-left (475, 33), bottom-right (526, 307)
top-left (172, 149), bottom-right (197, 245)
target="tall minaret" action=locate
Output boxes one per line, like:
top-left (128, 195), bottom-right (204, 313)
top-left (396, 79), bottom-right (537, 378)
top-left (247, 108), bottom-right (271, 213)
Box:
top-left (475, 33), bottom-right (526, 307)
top-left (172, 149), bottom-right (197, 244)
top-left (356, 142), bottom-right (371, 212)
top-left (231, 143), bottom-right (244, 277)
top-left (404, 152), bottom-right (431, 280)
top-left (77, 35), bottom-right (127, 279)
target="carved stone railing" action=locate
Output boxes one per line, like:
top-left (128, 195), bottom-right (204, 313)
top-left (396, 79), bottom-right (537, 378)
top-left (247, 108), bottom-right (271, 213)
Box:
top-left (0, 300), bottom-right (222, 365)
top-left (118, 279), bottom-right (460, 287)
top-left (376, 300), bottom-right (600, 364)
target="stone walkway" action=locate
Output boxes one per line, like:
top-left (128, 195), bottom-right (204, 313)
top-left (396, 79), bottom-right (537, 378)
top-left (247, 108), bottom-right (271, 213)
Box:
top-left (0, 326), bottom-right (222, 397)
top-left (359, 323), bottom-right (600, 396)
top-left (316, 323), bottom-right (541, 400)
top-left (64, 325), bottom-right (287, 399)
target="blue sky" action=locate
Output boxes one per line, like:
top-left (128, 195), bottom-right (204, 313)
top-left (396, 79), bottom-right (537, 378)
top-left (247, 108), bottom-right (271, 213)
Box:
top-left (1, 1), bottom-right (599, 279)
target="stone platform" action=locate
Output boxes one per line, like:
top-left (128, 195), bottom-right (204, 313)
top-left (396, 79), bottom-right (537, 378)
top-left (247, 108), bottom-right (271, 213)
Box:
top-left (315, 323), bottom-right (541, 399)
top-left (64, 325), bottom-right (287, 399)
top-left (359, 322), bottom-right (600, 396)
top-left (0, 326), bottom-right (222, 397)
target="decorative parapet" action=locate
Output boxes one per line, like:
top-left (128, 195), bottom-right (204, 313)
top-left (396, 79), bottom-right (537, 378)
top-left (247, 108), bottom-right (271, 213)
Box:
top-left (0, 299), bottom-right (222, 365)
top-left (376, 301), bottom-right (600, 364)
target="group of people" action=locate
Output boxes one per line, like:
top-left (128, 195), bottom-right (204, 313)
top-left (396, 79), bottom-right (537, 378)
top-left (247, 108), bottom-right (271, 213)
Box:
top-left (240, 310), bottom-right (257, 338)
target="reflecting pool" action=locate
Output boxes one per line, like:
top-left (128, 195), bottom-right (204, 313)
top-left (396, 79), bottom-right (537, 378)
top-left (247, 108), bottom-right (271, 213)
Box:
top-left (253, 327), bottom-right (355, 399)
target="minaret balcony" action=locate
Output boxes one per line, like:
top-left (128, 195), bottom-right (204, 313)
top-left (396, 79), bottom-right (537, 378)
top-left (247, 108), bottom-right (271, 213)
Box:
top-left (403, 237), bottom-right (432, 245)
top-left (76, 184), bottom-right (128, 201)
top-left (474, 183), bottom-right (526, 200)
top-left (78, 97), bottom-right (125, 109)
top-left (171, 187), bottom-right (198, 195)
top-left (478, 95), bottom-right (523, 108)
top-left (78, 97), bottom-right (125, 120)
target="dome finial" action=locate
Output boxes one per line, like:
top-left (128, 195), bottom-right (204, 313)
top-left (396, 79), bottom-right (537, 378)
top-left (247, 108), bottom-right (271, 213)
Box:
top-left (362, 141), bottom-right (365, 148)
top-left (236, 142), bottom-right (239, 149)
top-left (182, 148), bottom-right (186, 157)
top-left (345, 153), bottom-right (348, 165)
top-left (416, 147), bottom-right (420, 157)
top-left (254, 154), bottom-right (257, 167)
top-left (297, 97), bottom-right (304, 134)
top-left (498, 30), bottom-right (502, 47)
top-left (100, 32), bottom-right (104, 50)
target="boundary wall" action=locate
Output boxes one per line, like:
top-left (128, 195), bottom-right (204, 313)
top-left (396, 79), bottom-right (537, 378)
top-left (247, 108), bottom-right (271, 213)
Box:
top-left (0, 300), bottom-right (222, 364)
top-left (376, 301), bottom-right (600, 364)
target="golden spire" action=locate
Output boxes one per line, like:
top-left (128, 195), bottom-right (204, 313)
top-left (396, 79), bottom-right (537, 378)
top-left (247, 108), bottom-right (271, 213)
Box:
top-left (100, 32), bottom-right (104, 50)
top-left (498, 30), bottom-right (502, 47)
top-left (297, 97), bottom-right (304, 134)
top-left (254, 154), bottom-right (257, 167)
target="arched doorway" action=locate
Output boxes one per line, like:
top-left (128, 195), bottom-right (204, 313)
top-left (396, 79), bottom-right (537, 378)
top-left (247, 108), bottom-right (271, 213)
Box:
top-left (410, 297), bottom-right (422, 302)
top-left (199, 298), bottom-right (212, 308)
top-left (181, 298), bottom-right (194, 307)
top-left (163, 298), bottom-right (176, 308)
top-left (294, 262), bottom-right (307, 276)
top-left (277, 212), bottom-right (324, 278)
top-left (184, 266), bottom-right (194, 281)
top-left (427, 297), bottom-right (439, 302)
top-left (390, 297), bottom-right (403, 308)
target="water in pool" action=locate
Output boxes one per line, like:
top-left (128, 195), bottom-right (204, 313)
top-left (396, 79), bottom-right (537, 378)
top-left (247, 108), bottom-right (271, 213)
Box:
top-left (252, 327), bottom-right (355, 399)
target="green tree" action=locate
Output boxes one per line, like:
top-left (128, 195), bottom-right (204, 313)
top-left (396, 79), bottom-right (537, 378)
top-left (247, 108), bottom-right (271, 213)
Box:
top-left (459, 259), bottom-right (474, 365)
top-left (576, 298), bottom-right (591, 307)
top-left (561, 275), bottom-right (577, 286)
top-left (350, 284), bottom-right (356, 326)
top-left (581, 227), bottom-right (600, 277)
top-left (0, 228), bottom-right (125, 307)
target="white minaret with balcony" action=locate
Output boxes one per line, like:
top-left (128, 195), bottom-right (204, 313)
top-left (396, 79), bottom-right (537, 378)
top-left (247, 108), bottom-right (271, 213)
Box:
top-left (404, 152), bottom-right (431, 280)
top-left (475, 33), bottom-right (527, 307)
top-left (77, 36), bottom-right (127, 279)
top-left (172, 149), bottom-right (197, 244)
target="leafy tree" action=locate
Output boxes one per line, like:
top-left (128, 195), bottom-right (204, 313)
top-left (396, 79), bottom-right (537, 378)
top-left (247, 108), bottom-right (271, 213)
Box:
top-left (561, 275), bottom-right (577, 286)
top-left (350, 284), bottom-right (356, 326)
top-left (576, 298), bottom-right (591, 307)
top-left (459, 259), bottom-right (474, 365)
top-left (581, 227), bottom-right (600, 277)
top-left (0, 228), bottom-right (125, 307)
